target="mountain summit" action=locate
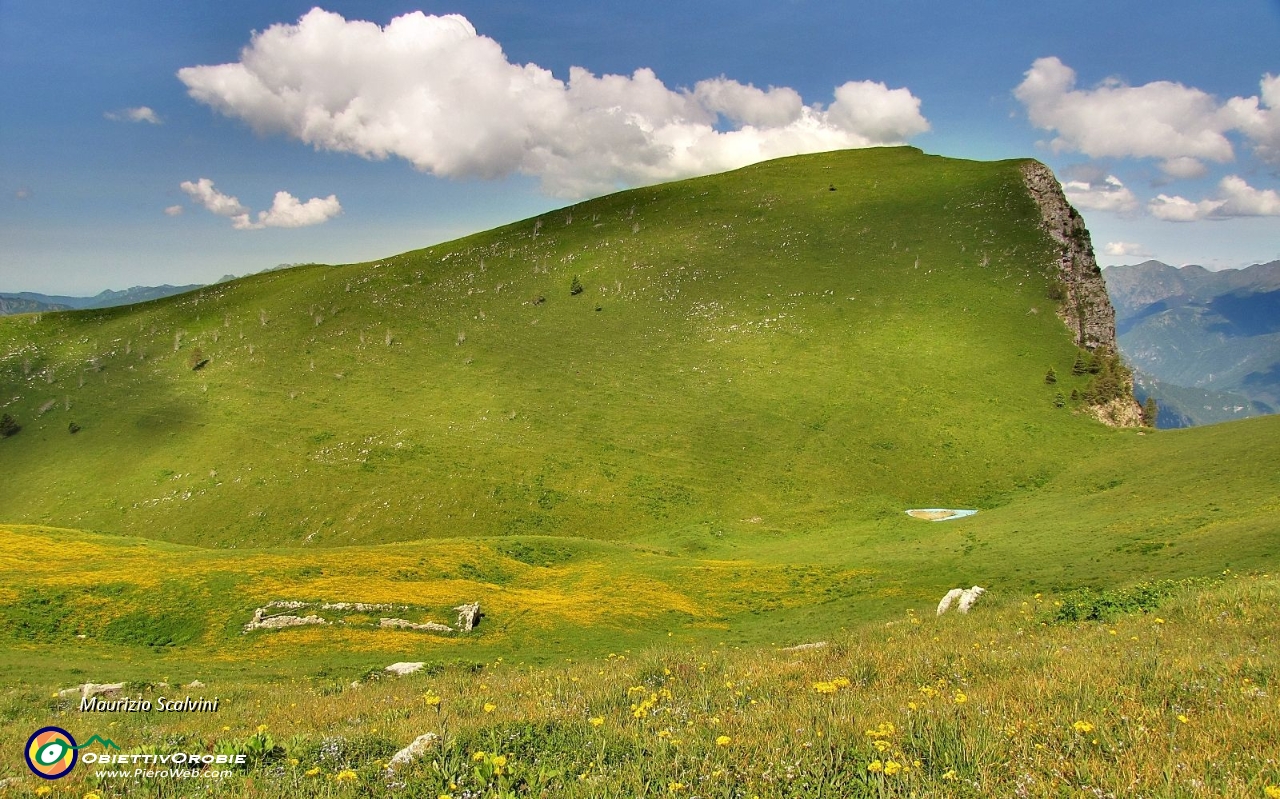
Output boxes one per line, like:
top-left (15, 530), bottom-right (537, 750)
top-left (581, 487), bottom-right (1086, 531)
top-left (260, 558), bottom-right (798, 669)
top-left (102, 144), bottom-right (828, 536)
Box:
top-left (0, 147), bottom-right (1135, 547)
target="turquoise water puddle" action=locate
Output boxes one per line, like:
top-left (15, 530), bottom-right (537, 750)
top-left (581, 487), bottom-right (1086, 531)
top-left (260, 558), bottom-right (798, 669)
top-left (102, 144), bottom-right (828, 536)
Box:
top-left (905, 508), bottom-right (978, 521)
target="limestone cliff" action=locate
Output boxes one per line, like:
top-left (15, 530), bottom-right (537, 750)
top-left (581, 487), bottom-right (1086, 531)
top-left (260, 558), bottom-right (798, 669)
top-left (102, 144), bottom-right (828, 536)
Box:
top-left (1021, 160), bottom-right (1143, 426)
top-left (1021, 161), bottom-right (1116, 351)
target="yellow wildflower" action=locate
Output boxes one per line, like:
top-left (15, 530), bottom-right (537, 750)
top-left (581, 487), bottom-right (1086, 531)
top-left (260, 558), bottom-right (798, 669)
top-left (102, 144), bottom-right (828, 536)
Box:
top-left (256, 724), bottom-right (269, 734)
top-left (589, 716), bottom-right (604, 727)
top-left (1265, 786), bottom-right (1280, 798)
top-left (873, 739), bottom-right (891, 752)
top-left (483, 702), bottom-right (496, 713)
top-left (953, 691), bottom-right (967, 705)
top-left (1072, 720), bottom-right (1095, 734)
top-left (884, 761), bottom-right (902, 776)
top-left (867, 760), bottom-right (884, 773)
top-left (83, 794), bottom-right (102, 799)
top-left (423, 694), bottom-right (441, 706)
top-left (831, 677), bottom-right (851, 688)
top-left (305, 767), bottom-right (321, 776)
top-left (716, 735), bottom-right (731, 746)
top-left (942, 769), bottom-right (958, 781)
top-left (1177, 714), bottom-right (1190, 724)
top-left (472, 751), bottom-right (486, 762)
top-left (334, 770), bottom-right (357, 782)
top-left (668, 782), bottom-right (686, 793)
top-left (657, 730), bottom-right (672, 739)
top-left (36, 789), bottom-right (52, 798)
top-left (813, 681), bottom-right (837, 694)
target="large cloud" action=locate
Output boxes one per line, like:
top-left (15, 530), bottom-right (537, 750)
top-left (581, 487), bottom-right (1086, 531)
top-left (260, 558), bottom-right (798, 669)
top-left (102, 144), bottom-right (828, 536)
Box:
top-left (1062, 174), bottom-right (1138, 213)
top-left (1015, 57), bottom-right (1280, 175)
top-left (1148, 175), bottom-right (1280, 222)
top-left (177, 8), bottom-right (929, 197)
top-left (180, 178), bottom-right (341, 230)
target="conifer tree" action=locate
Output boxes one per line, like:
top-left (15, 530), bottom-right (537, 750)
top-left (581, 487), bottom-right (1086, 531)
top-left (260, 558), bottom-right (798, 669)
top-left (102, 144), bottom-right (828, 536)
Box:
top-left (1045, 367), bottom-right (1057, 385)
top-left (1143, 397), bottom-right (1158, 427)
top-left (1071, 351), bottom-right (1087, 376)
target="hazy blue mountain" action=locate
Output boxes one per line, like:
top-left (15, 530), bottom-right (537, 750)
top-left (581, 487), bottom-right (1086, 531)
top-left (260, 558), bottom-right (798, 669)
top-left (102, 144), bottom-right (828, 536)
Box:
top-left (0, 284), bottom-right (203, 315)
top-left (1104, 261), bottom-right (1280, 427)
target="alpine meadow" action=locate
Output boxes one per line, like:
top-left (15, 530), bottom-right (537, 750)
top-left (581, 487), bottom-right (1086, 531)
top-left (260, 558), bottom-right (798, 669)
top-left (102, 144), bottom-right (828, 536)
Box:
top-left (1, 148), bottom-right (1278, 797)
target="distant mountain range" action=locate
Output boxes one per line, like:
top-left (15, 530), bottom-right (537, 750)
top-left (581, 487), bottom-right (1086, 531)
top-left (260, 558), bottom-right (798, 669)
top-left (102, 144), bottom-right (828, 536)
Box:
top-left (0, 284), bottom-right (204, 315)
top-left (1103, 260), bottom-right (1280, 427)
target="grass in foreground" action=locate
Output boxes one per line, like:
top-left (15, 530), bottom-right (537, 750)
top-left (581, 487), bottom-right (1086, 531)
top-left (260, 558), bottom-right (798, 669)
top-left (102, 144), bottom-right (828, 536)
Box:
top-left (1, 574), bottom-right (1277, 797)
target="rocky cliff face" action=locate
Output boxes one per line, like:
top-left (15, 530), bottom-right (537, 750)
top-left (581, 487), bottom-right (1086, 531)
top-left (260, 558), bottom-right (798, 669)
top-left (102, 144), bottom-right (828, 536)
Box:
top-left (1021, 161), bottom-right (1116, 352)
top-left (1022, 161), bottom-right (1143, 427)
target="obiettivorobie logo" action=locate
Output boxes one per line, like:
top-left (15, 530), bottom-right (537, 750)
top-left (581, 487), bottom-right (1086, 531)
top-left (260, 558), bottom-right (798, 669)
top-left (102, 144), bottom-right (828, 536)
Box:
top-left (24, 727), bottom-right (120, 780)
top-left (24, 726), bottom-right (245, 782)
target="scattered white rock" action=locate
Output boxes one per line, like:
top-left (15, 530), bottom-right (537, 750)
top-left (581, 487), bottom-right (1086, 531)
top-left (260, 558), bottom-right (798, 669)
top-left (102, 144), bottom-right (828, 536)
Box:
top-left (186, 680), bottom-right (205, 689)
top-left (454, 602), bottom-right (481, 631)
top-left (385, 662), bottom-right (426, 676)
top-left (781, 641), bottom-right (828, 652)
top-left (58, 682), bottom-right (127, 699)
top-left (380, 618), bottom-right (452, 633)
top-left (323, 602), bottom-right (396, 612)
top-left (937, 586), bottom-right (986, 615)
top-left (264, 600), bottom-right (307, 610)
top-left (244, 608), bottom-right (328, 632)
top-left (386, 732), bottom-right (440, 774)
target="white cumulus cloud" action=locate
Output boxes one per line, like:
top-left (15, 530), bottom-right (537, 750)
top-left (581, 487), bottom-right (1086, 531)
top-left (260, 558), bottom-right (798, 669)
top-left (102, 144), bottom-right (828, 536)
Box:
top-left (1226, 74), bottom-right (1280, 165)
top-left (179, 178), bottom-right (341, 230)
top-left (1062, 174), bottom-right (1138, 213)
top-left (1014, 57), bottom-right (1280, 176)
top-left (163, 204), bottom-right (184, 216)
top-left (177, 8), bottom-right (929, 197)
top-left (253, 191), bottom-right (343, 229)
top-left (106, 106), bottom-right (162, 124)
top-left (1102, 241), bottom-right (1148, 257)
top-left (1148, 175), bottom-right (1280, 221)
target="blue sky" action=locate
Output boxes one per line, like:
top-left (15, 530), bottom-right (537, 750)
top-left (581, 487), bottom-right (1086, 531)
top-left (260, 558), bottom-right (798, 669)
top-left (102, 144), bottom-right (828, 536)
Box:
top-left (2, 1), bottom-right (1278, 294)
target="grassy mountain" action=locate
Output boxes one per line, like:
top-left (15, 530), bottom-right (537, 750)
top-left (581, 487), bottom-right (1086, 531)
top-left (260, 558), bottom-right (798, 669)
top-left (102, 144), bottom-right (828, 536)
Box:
top-left (1104, 260), bottom-right (1280, 426)
top-left (1, 147), bottom-right (1106, 550)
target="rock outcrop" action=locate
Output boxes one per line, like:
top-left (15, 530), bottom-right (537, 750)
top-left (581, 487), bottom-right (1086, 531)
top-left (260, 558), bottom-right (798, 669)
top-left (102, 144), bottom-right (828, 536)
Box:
top-left (58, 682), bottom-right (126, 699)
top-left (454, 602), bottom-right (481, 631)
top-left (1021, 161), bottom-right (1117, 352)
top-left (937, 586), bottom-right (986, 616)
top-left (1022, 161), bottom-right (1143, 427)
top-left (384, 662), bottom-right (426, 676)
top-left (244, 608), bottom-right (327, 632)
top-left (385, 732), bottom-right (440, 775)
top-left (379, 618), bottom-right (453, 633)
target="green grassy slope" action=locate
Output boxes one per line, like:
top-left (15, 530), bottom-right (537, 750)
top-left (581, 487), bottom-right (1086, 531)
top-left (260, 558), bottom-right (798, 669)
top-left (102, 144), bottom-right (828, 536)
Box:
top-left (1, 147), bottom-right (1110, 548)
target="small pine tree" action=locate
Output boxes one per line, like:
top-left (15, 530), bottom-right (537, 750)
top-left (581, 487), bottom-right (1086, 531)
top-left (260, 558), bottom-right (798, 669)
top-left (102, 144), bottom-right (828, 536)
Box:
top-left (1054, 390), bottom-right (1066, 408)
top-left (1071, 351), bottom-right (1087, 376)
top-left (1086, 351), bottom-right (1103, 374)
top-left (0, 413), bottom-right (20, 438)
top-left (570, 276), bottom-right (584, 296)
top-left (1044, 367), bottom-right (1057, 385)
top-left (1143, 397), bottom-right (1158, 427)
top-left (1070, 389), bottom-right (1080, 402)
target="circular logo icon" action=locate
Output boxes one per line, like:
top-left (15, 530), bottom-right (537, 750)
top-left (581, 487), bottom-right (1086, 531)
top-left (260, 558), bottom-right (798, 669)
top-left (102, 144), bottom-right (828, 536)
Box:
top-left (25, 727), bottom-right (78, 780)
